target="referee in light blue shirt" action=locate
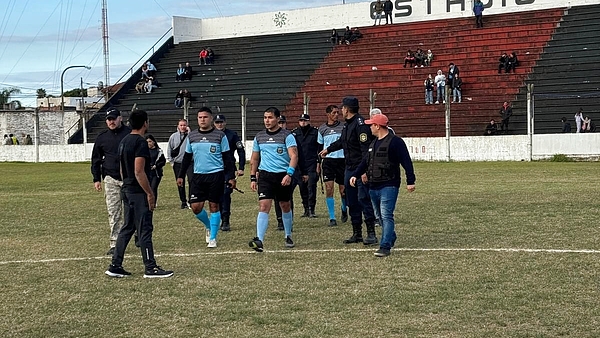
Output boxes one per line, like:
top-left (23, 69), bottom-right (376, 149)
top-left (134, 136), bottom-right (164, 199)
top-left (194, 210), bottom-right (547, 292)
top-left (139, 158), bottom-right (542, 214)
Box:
top-left (248, 107), bottom-right (299, 252)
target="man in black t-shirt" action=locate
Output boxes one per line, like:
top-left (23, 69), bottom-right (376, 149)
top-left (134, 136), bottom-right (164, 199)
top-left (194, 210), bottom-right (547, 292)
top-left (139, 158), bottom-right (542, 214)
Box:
top-left (105, 110), bottom-right (174, 279)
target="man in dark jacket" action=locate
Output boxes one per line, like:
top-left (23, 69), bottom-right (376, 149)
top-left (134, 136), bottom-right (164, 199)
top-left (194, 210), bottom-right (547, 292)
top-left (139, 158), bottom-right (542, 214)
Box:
top-left (214, 114), bottom-right (246, 231)
top-left (384, 0), bottom-right (394, 24)
top-left (499, 101), bottom-right (513, 134)
top-left (319, 96), bottom-right (378, 246)
top-left (91, 108), bottom-right (131, 255)
top-left (292, 114), bottom-right (320, 218)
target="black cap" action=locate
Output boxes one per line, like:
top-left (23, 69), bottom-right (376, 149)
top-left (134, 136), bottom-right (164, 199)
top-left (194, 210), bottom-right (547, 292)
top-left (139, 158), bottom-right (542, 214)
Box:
top-left (299, 114), bottom-right (310, 121)
top-left (341, 96), bottom-right (359, 109)
top-left (105, 108), bottom-right (121, 120)
top-left (214, 114), bottom-right (226, 122)
top-left (279, 115), bottom-right (287, 123)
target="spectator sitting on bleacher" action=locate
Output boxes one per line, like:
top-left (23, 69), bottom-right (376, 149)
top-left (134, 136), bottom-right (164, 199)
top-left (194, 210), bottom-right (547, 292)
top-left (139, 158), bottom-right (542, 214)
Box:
top-left (484, 119), bottom-right (498, 135)
top-left (176, 63), bottom-right (185, 82)
top-left (199, 48), bottom-right (208, 65)
top-left (507, 52), bottom-right (519, 73)
top-left (144, 77), bottom-right (159, 93)
top-left (183, 62), bottom-right (193, 81)
top-left (330, 29), bottom-right (339, 45)
top-left (135, 80), bottom-right (145, 94)
top-left (174, 89), bottom-right (192, 108)
top-left (561, 117), bottom-right (571, 133)
top-left (207, 48), bottom-right (215, 64)
top-left (414, 48), bottom-right (425, 67)
top-left (425, 49), bottom-right (434, 67)
top-left (403, 50), bottom-right (415, 68)
top-left (341, 26), bottom-right (352, 45)
top-left (498, 52), bottom-right (509, 73)
top-left (146, 61), bottom-right (157, 77)
top-left (349, 27), bottom-right (362, 44)
top-left (581, 116), bottom-right (595, 133)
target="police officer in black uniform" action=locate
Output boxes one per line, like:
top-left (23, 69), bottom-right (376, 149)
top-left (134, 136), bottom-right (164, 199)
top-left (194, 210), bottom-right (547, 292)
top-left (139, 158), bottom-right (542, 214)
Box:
top-left (214, 114), bottom-right (246, 231)
top-left (291, 114), bottom-right (320, 218)
top-left (319, 97), bottom-right (378, 245)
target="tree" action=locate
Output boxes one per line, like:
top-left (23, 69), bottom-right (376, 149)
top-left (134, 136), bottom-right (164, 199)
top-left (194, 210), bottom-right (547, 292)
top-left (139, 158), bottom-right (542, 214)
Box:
top-left (0, 87), bottom-right (22, 110)
top-left (63, 88), bottom-right (87, 97)
top-left (36, 88), bottom-right (47, 98)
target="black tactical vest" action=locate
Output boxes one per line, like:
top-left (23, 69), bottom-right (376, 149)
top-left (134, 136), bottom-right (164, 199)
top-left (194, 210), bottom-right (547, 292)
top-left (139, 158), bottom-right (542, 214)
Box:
top-left (367, 133), bottom-right (395, 183)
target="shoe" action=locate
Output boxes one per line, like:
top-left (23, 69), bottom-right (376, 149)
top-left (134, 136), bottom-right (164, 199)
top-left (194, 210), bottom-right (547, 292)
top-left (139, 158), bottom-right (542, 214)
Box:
top-left (301, 209), bottom-right (310, 218)
top-left (363, 233), bottom-right (378, 246)
top-left (374, 248), bottom-right (391, 257)
top-left (106, 247), bottom-right (115, 256)
top-left (374, 220), bottom-right (381, 227)
top-left (285, 236), bottom-right (295, 248)
top-left (344, 234), bottom-right (363, 244)
top-left (309, 212), bottom-right (317, 218)
top-left (220, 221), bottom-right (231, 232)
top-left (341, 210), bottom-right (348, 223)
top-left (143, 266), bottom-right (174, 278)
top-left (180, 203), bottom-right (187, 209)
top-left (329, 219), bottom-right (338, 227)
top-left (205, 228), bottom-right (211, 243)
top-left (249, 237), bottom-right (264, 252)
top-left (435, 101), bottom-right (439, 104)
top-left (134, 235), bottom-right (140, 248)
top-left (105, 264), bottom-right (131, 278)
top-left (207, 239), bottom-right (217, 248)
top-left (277, 221), bottom-right (284, 231)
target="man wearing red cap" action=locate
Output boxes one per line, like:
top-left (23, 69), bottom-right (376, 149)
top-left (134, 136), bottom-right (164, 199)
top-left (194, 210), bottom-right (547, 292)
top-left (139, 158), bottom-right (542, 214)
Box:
top-left (350, 113), bottom-right (416, 257)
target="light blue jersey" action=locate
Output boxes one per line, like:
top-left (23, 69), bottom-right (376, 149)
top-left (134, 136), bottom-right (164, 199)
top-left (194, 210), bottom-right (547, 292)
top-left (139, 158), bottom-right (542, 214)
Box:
top-left (252, 128), bottom-right (297, 173)
top-left (318, 121), bottom-right (344, 159)
top-left (185, 128), bottom-right (230, 174)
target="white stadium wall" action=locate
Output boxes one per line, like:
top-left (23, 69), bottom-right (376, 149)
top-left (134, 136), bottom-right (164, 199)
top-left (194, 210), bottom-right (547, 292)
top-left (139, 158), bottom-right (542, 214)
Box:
top-left (1, 135), bottom-right (599, 163)
top-left (172, 0), bottom-right (600, 43)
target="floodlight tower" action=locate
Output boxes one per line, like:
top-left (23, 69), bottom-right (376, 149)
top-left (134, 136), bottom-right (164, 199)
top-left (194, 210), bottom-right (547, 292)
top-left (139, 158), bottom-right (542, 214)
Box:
top-left (101, 0), bottom-right (110, 93)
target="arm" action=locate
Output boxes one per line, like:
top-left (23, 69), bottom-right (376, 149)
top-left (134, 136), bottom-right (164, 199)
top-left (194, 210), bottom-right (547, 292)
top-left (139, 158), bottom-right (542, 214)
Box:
top-left (91, 141), bottom-right (104, 191)
top-left (250, 151), bottom-right (260, 192)
top-left (134, 157), bottom-right (155, 210)
top-left (282, 146), bottom-right (298, 186)
top-left (389, 138), bottom-right (416, 191)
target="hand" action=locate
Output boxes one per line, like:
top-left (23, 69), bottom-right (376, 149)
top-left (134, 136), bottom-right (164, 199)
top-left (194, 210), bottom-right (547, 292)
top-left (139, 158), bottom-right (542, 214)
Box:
top-left (302, 175), bottom-right (308, 183)
top-left (147, 193), bottom-right (156, 211)
top-left (228, 179), bottom-right (237, 190)
top-left (170, 162), bottom-right (174, 167)
top-left (236, 170), bottom-right (244, 177)
top-left (318, 149), bottom-right (328, 158)
top-left (361, 173), bottom-right (368, 184)
top-left (94, 181), bottom-right (102, 192)
top-left (406, 184), bottom-right (415, 193)
top-left (281, 174), bottom-right (292, 186)
top-left (251, 181), bottom-right (258, 192)
top-left (151, 165), bottom-right (156, 170)
top-left (349, 177), bottom-right (357, 187)
top-left (176, 178), bottom-right (184, 187)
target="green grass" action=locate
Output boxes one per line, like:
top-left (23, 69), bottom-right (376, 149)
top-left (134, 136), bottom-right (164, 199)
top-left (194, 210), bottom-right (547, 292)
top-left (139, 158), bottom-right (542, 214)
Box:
top-left (0, 162), bottom-right (599, 337)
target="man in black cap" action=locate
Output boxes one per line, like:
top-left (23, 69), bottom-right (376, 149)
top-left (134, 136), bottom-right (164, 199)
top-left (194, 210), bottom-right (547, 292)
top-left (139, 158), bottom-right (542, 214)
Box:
top-left (319, 97), bottom-right (378, 245)
top-left (214, 113), bottom-right (246, 231)
top-left (91, 108), bottom-right (131, 255)
top-left (291, 114), bottom-right (320, 218)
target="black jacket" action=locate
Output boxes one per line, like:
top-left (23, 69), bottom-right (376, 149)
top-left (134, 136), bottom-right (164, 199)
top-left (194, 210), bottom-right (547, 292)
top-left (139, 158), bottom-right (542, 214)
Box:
top-left (91, 125), bottom-right (131, 182)
top-left (327, 114), bottom-right (374, 170)
top-left (384, 0), bottom-right (393, 12)
top-left (291, 125), bottom-right (320, 174)
top-left (148, 147), bottom-right (166, 178)
top-left (222, 128), bottom-right (246, 178)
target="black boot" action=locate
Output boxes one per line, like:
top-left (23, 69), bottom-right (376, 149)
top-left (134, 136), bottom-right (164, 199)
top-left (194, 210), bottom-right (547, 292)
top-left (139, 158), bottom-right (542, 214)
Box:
top-left (277, 218), bottom-right (284, 231)
top-left (363, 223), bottom-right (378, 245)
top-left (344, 224), bottom-right (363, 244)
top-left (301, 207), bottom-right (310, 218)
top-left (309, 206), bottom-right (317, 218)
top-left (220, 214), bottom-right (231, 232)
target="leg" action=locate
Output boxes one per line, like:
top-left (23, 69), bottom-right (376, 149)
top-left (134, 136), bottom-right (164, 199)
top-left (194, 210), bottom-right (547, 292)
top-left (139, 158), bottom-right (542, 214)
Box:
top-left (357, 179), bottom-right (377, 245)
top-left (173, 162), bottom-right (187, 207)
top-left (307, 171), bottom-right (318, 217)
top-left (377, 186), bottom-right (399, 251)
top-left (104, 176), bottom-right (124, 250)
top-left (111, 192), bottom-right (135, 267)
top-left (343, 169), bottom-right (363, 243)
top-left (220, 183), bottom-right (233, 231)
top-left (298, 178), bottom-right (310, 217)
top-left (132, 193), bottom-right (157, 270)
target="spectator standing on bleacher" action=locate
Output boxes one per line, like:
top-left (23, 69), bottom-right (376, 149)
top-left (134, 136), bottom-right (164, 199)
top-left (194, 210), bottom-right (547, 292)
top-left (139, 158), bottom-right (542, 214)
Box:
top-left (452, 73), bottom-right (462, 103)
top-left (499, 101), bottom-right (513, 134)
top-left (183, 62), bottom-right (193, 81)
top-left (176, 63), bottom-right (185, 82)
top-left (384, 0), bottom-right (393, 24)
top-left (424, 74), bottom-right (434, 105)
top-left (498, 52), bottom-right (509, 73)
top-left (373, 0), bottom-right (384, 26)
top-left (575, 108), bottom-right (584, 133)
top-left (447, 63), bottom-right (459, 88)
top-left (434, 70), bottom-right (446, 104)
top-left (199, 48), bottom-right (208, 65)
top-left (474, 0), bottom-right (484, 28)
top-left (330, 29), bottom-right (339, 45)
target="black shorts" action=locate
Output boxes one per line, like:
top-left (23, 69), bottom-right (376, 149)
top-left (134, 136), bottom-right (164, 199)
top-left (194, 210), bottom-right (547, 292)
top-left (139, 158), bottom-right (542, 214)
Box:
top-left (322, 158), bottom-right (345, 185)
top-left (257, 170), bottom-right (293, 201)
top-left (189, 172), bottom-right (225, 204)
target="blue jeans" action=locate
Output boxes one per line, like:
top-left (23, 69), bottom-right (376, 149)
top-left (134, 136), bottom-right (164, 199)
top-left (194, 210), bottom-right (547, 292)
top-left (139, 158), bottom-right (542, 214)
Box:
top-left (437, 85), bottom-right (445, 103)
top-left (369, 186), bottom-right (399, 250)
top-left (344, 169), bottom-right (376, 229)
top-left (425, 90), bottom-right (433, 104)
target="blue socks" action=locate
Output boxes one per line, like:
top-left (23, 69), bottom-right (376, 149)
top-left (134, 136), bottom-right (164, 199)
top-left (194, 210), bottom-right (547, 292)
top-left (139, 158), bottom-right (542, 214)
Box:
top-left (326, 197), bottom-right (335, 220)
top-left (209, 212), bottom-right (220, 240)
top-left (282, 211), bottom-right (293, 237)
top-left (195, 209), bottom-right (210, 229)
top-left (257, 212), bottom-right (269, 241)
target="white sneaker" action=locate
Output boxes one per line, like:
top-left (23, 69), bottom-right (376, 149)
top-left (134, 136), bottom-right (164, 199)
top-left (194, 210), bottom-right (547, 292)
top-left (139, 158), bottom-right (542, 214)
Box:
top-left (435, 101), bottom-right (439, 104)
top-left (205, 229), bottom-right (210, 243)
top-left (207, 239), bottom-right (217, 248)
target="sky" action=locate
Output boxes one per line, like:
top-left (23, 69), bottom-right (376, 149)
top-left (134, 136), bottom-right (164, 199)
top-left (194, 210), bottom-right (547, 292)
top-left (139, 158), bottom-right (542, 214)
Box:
top-left (0, 0), bottom-right (361, 107)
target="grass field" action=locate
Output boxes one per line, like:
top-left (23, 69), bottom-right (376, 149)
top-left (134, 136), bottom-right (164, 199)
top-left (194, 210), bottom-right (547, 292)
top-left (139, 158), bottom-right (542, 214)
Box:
top-left (0, 161), bottom-right (599, 337)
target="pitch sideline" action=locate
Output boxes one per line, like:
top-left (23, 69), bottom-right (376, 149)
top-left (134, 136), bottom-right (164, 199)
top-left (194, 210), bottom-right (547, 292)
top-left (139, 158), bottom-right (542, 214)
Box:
top-left (1, 247), bottom-right (599, 266)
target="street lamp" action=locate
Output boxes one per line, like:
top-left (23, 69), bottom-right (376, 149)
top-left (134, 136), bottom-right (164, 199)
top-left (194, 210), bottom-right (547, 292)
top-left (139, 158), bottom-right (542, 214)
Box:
top-left (61, 65), bottom-right (91, 113)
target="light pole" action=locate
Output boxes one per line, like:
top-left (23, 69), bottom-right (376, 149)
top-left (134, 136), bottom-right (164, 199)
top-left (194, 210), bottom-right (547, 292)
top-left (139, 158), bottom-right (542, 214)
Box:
top-left (61, 65), bottom-right (91, 113)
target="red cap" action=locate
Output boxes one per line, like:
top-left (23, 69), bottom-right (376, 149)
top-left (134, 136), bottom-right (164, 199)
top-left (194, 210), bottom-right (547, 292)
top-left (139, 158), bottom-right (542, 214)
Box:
top-left (365, 114), bottom-right (389, 126)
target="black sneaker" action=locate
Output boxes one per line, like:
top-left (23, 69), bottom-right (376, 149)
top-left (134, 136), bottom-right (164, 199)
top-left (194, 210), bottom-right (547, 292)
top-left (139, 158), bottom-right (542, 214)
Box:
top-left (374, 248), bottom-right (391, 257)
top-left (220, 221), bottom-right (231, 232)
top-left (249, 237), bottom-right (264, 252)
top-left (180, 203), bottom-right (187, 209)
top-left (285, 236), bottom-right (295, 248)
top-left (134, 235), bottom-right (140, 248)
top-left (328, 219), bottom-right (338, 227)
top-left (343, 234), bottom-right (363, 244)
top-left (277, 221), bottom-right (284, 231)
top-left (143, 266), bottom-right (174, 278)
top-left (363, 233), bottom-right (378, 246)
top-left (106, 247), bottom-right (115, 256)
top-left (341, 211), bottom-right (348, 223)
top-left (105, 264), bottom-right (131, 278)
top-left (301, 209), bottom-right (310, 218)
